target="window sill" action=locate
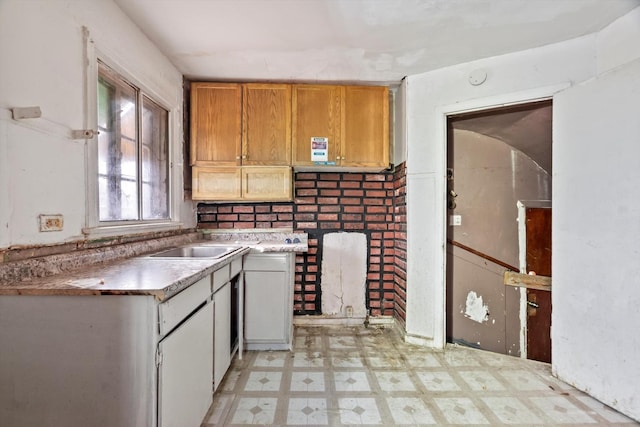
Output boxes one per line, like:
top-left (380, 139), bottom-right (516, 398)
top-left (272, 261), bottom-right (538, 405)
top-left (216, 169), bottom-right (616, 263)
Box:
top-left (82, 221), bottom-right (185, 239)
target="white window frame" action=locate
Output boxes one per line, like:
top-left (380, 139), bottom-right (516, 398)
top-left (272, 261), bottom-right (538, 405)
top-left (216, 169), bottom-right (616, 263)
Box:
top-left (83, 28), bottom-right (183, 237)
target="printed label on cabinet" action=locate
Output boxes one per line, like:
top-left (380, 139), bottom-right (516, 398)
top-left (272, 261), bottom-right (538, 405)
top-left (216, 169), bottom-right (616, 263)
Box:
top-left (311, 137), bottom-right (328, 162)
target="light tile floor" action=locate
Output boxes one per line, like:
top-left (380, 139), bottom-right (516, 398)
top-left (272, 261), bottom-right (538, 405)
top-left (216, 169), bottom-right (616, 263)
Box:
top-left (202, 325), bottom-right (638, 426)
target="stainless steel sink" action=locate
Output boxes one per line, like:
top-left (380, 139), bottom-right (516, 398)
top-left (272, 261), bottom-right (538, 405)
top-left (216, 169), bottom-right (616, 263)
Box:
top-left (150, 245), bottom-right (241, 258)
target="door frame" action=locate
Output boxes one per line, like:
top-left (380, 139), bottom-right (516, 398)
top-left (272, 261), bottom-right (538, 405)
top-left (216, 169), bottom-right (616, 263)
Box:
top-left (436, 83), bottom-right (567, 349)
top-left (517, 200), bottom-right (552, 359)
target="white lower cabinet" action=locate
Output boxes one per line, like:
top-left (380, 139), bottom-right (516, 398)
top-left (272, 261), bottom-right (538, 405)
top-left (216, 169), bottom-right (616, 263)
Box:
top-left (211, 257), bottom-right (243, 392)
top-left (0, 253), bottom-right (253, 427)
top-left (244, 252), bottom-right (294, 350)
top-left (158, 300), bottom-right (213, 427)
top-left (0, 272), bottom-right (223, 427)
top-left (213, 280), bottom-right (231, 391)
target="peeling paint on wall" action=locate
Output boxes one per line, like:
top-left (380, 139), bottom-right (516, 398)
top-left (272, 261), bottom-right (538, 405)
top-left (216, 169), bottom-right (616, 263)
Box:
top-left (464, 291), bottom-right (490, 323)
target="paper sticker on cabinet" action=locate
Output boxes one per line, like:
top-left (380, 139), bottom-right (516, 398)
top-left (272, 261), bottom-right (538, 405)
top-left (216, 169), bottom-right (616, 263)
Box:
top-left (311, 137), bottom-right (328, 162)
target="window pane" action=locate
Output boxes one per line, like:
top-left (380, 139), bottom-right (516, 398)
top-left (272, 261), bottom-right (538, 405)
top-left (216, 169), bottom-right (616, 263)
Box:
top-left (141, 96), bottom-right (169, 220)
top-left (97, 63), bottom-right (139, 221)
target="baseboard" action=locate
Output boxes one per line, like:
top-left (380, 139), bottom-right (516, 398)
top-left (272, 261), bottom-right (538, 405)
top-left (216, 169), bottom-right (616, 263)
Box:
top-left (293, 315), bottom-right (395, 327)
top-left (403, 332), bottom-right (441, 348)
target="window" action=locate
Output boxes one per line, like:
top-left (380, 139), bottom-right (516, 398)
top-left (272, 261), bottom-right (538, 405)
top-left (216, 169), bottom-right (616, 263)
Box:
top-left (97, 61), bottom-right (169, 222)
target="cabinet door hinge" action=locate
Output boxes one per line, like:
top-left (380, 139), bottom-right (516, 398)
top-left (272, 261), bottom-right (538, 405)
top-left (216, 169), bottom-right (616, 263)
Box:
top-left (156, 349), bottom-right (163, 367)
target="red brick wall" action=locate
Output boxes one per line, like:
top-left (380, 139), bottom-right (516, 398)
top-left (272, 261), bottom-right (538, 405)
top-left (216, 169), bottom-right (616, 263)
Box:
top-left (393, 162), bottom-right (407, 325)
top-left (198, 165), bottom-right (407, 317)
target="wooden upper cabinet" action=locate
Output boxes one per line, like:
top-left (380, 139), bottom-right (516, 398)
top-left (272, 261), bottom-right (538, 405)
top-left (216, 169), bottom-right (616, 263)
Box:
top-left (242, 84), bottom-right (291, 166)
top-left (192, 166), bottom-right (291, 201)
top-left (190, 82), bottom-right (241, 166)
top-left (342, 86), bottom-right (389, 168)
top-left (292, 84), bottom-right (389, 170)
top-left (192, 166), bottom-right (242, 200)
top-left (292, 85), bottom-right (342, 166)
top-left (242, 166), bottom-right (292, 201)
top-left (189, 82), bottom-right (388, 201)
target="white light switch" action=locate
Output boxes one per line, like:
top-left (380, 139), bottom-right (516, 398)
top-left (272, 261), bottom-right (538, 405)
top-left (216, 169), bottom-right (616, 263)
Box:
top-left (450, 215), bottom-right (462, 226)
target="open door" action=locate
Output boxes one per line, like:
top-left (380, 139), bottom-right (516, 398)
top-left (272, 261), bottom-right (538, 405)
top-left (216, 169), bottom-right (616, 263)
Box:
top-left (446, 102), bottom-right (552, 357)
top-left (517, 201), bottom-right (552, 363)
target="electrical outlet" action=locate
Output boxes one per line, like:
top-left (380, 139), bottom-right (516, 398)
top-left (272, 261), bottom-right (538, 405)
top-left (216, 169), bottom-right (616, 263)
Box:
top-left (39, 214), bottom-right (63, 232)
top-left (345, 306), bottom-right (354, 318)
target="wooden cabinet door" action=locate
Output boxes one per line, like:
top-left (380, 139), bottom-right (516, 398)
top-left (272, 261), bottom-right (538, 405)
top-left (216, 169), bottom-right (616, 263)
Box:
top-left (242, 166), bottom-right (292, 201)
top-left (292, 85), bottom-right (341, 166)
top-left (190, 82), bottom-right (241, 166)
top-left (242, 84), bottom-right (291, 166)
top-left (342, 86), bottom-right (389, 168)
top-left (192, 166), bottom-right (242, 200)
top-left (193, 166), bottom-right (291, 201)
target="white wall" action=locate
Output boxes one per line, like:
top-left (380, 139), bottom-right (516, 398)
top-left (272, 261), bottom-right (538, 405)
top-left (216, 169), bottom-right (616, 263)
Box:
top-left (0, 0), bottom-right (194, 249)
top-left (404, 35), bottom-right (596, 346)
top-left (392, 79), bottom-right (407, 166)
top-left (552, 10), bottom-right (640, 421)
top-left (404, 6), bottom-right (640, 419)
top-left (596, 6), bottom-right (640, 74)
top-left (553, 55), bottom-right (640, 423)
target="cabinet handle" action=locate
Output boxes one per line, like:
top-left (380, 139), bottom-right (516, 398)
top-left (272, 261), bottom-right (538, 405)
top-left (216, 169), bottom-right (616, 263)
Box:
top-left (242, 155), bottom-right (247, 159)
top-left (236, 156), bottom-right (241, 160)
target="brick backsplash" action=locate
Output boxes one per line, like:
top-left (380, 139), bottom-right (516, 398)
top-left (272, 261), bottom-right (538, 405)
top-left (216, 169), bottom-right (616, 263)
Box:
top-left (197, 163), bottom-right (408, 320)
top-left (393, 162), bottom-right (407, 326)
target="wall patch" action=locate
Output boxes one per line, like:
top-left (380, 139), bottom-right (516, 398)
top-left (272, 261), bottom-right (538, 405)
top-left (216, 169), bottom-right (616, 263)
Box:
top-left (464, 291), bottom-right (490, 323)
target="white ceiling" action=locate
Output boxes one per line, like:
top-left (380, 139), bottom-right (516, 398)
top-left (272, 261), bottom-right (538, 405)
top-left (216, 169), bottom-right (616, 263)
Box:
top-left (114, 0), bottom-right (638, 84)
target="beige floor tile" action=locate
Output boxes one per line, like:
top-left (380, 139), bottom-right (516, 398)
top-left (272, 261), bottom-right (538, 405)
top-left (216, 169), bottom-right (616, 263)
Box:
top-left (287, 397), bottom-right (329, 425)
top-left (499, 368), bottom-right (552, 391)
top-left (434, 397), bottom-right (489, 424)
top-left (482, 396), bottom-right (543, 424)
top-left (337, 397), bottom-right (382, 425)
top-left (333, 371), bottom-right (371, 392)
top-left (230, 397), bottom-right (278, 425)
top-left (386, 397), bottom-right (436, 424)
top-left (374, 371), bottom-right (417, 392)
top-left (290, 371), bottom-right (326, 392)
top-left (202, 325), bottom-right (639, 426)
top-left (244, 371), bottom-right (283, 392)
top-left (415, 371), bottom-right (462, 391)
top-left (530, 396), bottom-right (598, 423)
top-left (331, 354), bottom-right (364, 368)
top-left (292, 351), bottom-right (325, 368)
top-left (253, 352), bottom-right (288, 367)
top-left (457, 370), bottom-right (506, 391)
top-left (575, 395), bottom-right (637, 423)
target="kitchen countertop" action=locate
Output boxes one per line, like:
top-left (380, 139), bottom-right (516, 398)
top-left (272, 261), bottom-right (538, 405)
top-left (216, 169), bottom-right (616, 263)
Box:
top-left (0, 247), bottom-right (250, 301)
top-left (202, 230), bottom-right (308, 253)
top-left (0, 231), bottom-right (308, 301)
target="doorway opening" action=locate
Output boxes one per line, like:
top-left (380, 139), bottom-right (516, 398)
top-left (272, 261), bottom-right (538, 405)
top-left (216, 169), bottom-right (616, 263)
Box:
top-left (445, 100), bottom-right (552, 361)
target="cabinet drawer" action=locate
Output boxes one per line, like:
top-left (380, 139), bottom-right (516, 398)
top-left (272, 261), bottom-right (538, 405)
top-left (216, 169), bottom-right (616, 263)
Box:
top-left (230, 256), bottom-right (242, 277)
top-left (212, 264), bottom-right (230, 293)
top-left (159, 276), bottom-right (211, 337)
top-left (243, 253), bottom-right (289, 271)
